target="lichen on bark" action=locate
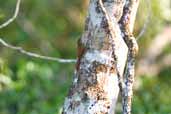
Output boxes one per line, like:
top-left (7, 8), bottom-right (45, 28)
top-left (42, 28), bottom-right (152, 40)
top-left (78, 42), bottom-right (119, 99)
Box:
top-left (62, 0), bottom-right (139, 114)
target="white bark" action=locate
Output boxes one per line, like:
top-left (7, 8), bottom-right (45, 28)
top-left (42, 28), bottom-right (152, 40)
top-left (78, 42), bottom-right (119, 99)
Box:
top-left (118, 0), bottom-right (139, 113)
top-left (62, 0), bottom-right (139, 113)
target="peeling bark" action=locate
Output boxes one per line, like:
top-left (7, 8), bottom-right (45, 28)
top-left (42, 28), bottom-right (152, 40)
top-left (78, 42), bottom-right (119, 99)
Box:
top-left (62, 0), bottom-right (139, 114)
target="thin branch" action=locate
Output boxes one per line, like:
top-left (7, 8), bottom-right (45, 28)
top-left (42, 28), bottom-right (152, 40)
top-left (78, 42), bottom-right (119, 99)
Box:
top-left (0, 38), bottom-right (76, 63)
top-left (0, 0), bottom-right (21, 29)
top-left (0, 0), bottom-right (76, 63)
top-left (136, 0), bottom-right (151, 40)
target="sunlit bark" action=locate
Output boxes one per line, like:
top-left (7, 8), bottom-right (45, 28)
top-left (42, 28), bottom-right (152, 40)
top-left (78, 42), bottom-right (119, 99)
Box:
top-left (62, 0), bottom-right (139, 113)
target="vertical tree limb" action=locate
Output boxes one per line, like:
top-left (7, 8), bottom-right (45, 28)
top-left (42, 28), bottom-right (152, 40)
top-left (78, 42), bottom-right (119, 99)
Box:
top-left (62, 0), bottom-right (139, 113)
top-left (119, 0), bottom-right (139, 114)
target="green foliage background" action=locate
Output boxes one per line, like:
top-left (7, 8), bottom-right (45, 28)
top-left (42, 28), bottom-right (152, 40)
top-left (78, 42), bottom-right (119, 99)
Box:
top-left (0, 0), bottom-right (170, 114)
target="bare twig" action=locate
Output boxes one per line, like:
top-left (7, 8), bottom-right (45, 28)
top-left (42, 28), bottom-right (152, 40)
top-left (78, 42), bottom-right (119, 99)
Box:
top-left (0, 0), bottom-right (21, 29)
top-left (136, 0), bottom-right (151, 40)
top-left (0, 38), bottom-right (76, 63)
top-left (0, 0), bottom-right (76, 63)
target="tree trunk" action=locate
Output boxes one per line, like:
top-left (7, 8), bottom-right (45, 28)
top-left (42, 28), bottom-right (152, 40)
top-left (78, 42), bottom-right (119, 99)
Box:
top-left (62, 0), bottom-right (139, 114)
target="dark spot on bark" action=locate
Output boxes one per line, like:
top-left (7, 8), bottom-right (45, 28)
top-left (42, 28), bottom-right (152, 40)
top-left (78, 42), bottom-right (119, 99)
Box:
top-left (92, 61), bottom-right (116, 74)
top-left (96, 91), bottom-right (107, 101)
top-left (101, 17), bottom-right (110, 34)
top-left (82, 92), bottom-right (88, 101)
top-left (96, 6), bottom-right (101, 13)
top-left (110, 66), bottom-right (116, 73)
top-left (119, 6), bottom-right (132, 25)
top-left (95, 1), bottom-right (101, 13)
top-left (97, 95), bottom-right (100, 100)
top-left (69, 101), bottom-right (81, 109)
top-left (85, 17), bottom-right (90, 31)
top-left (101, 17), bottom-right (108, 29)
top-left (87, 31), bottom-right (92, 40)
top-left (95, 64), bottom-right (107, 73)
top-left (76, 66), bottom-right (98, 89)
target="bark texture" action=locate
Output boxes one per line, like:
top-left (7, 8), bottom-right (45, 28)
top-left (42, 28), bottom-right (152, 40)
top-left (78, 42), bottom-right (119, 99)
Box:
top-left (62, 0), bottom-right (139, 114)
top-left (119, 0), bottom-right (139, 113)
